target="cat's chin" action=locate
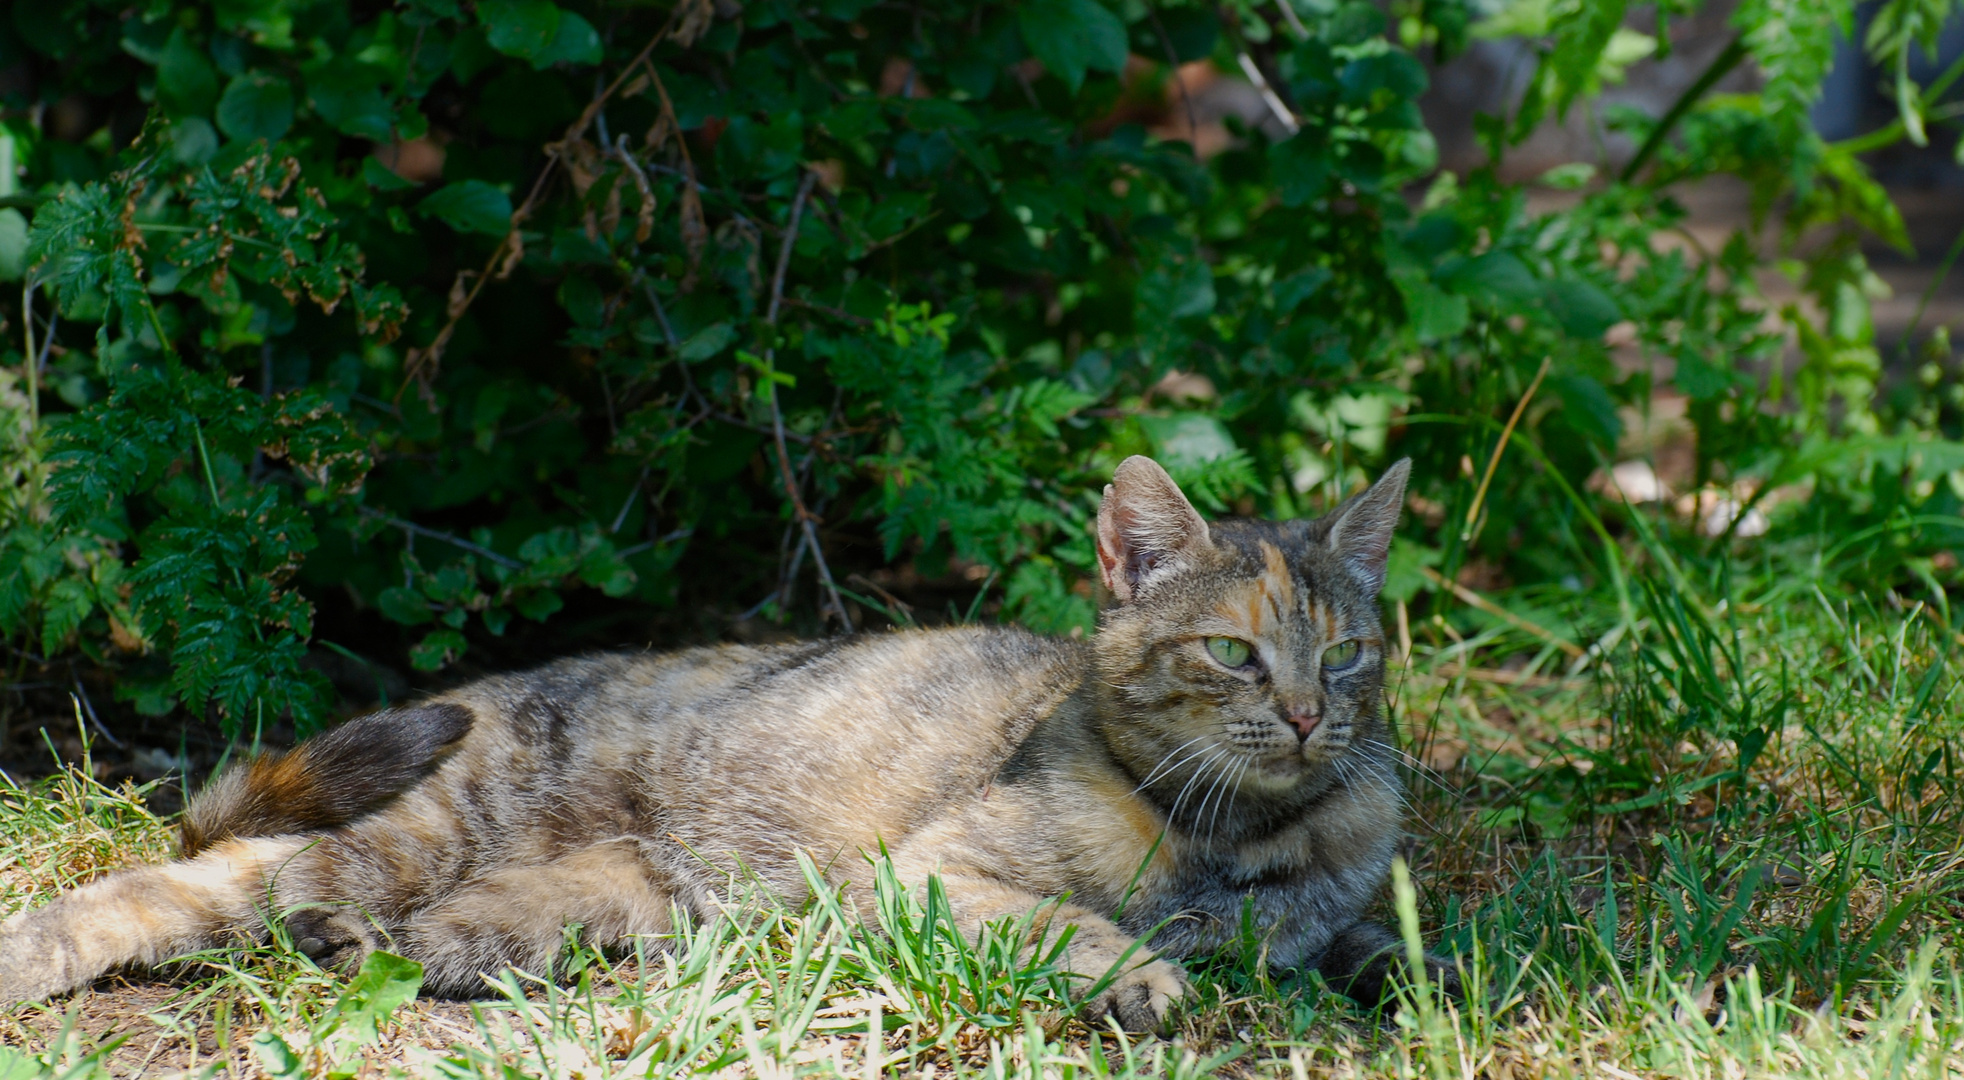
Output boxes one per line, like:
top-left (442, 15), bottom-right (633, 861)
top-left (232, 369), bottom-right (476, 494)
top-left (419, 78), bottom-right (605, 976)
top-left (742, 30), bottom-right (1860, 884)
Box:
top-left (1242, 753), bottom-right (1319, 790)
top-left (1237, 742), bottom-right (1357, 789)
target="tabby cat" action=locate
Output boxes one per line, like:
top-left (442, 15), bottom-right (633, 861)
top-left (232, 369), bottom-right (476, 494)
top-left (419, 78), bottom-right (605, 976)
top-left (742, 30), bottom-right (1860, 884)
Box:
top-left (0, 456), bottom-right (1453, 1029)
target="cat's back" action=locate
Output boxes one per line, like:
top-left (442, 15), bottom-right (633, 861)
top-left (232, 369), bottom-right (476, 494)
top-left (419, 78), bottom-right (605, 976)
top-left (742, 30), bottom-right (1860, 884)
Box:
top-left (652, 625), bottom-right (1087, 825)
top-left (423, 626), bottom-right (1085, 882)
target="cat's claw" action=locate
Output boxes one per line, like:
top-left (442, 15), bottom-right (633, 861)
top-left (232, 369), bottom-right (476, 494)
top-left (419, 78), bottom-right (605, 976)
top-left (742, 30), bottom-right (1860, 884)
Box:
top-left (1082, 956), bottom-right (1187, 1034)
top-left (284, 905), bottom-right (382, 973)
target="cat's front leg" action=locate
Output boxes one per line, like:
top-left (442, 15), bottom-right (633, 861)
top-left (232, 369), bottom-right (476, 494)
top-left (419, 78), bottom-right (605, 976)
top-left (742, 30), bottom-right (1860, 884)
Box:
top-left (925, 871), bottom-right (1186, 1032)
top-left (1315, 919), bottom-right (1464, 1005)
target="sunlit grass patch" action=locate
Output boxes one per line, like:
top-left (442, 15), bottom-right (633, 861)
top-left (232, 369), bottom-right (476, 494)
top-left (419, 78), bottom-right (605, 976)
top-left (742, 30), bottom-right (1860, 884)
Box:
top-left (3, 583), bottom-right (1964, 1078)
top-left (0, 731), bottom-right (177, 914)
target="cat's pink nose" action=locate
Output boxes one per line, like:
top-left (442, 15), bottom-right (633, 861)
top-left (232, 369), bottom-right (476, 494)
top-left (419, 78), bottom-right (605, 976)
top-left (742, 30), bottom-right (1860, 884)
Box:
top-left (1288, 711), bottom-right (1321, 739)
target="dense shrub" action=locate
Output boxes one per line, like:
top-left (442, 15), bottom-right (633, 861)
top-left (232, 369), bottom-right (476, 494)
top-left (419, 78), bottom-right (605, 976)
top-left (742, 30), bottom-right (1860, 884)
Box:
top-left (0, 0), bottom-right (1957, 736)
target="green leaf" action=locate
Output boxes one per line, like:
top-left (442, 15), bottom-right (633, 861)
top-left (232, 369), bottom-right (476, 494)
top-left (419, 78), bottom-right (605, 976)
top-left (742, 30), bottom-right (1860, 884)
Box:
top-left (1443, 251), bottom-right (1539, 311)
top-left (331, 951), bottom-right (424, 1044)
top-left (216, 73), bottom-right (296, 142)
top-left (1139, 412), bottom-right (1237, 470)
top-left (170, 117), bottom-right (220, 164)
top-left (157, 28), bottom-right (220, 118)
top-left (377, 586), bottom-right (433, 625)
top-left (1542, 278), bottom-right (1622, 339)
top-left (1674, 353), bottom-right (1740, 400)
top-left (1389, 241), bottom-right (1470, 342)
top-left (14, 3), bottom-right (83, 56)
top-left (534, 9), bottom-right (603, 67)
top-left (40, 578), bottom-right (92, 657)
top-left (362, 157), bottom-right (418, 192)
top-left (479, 0), bottom-right (563, 60)
top-left (251, 1031), bottom-right (306, 1080)
top-left (1270, 133), bottom-right (1331, 208)
top-left (514, 589), bottom-right (564, 621)
top-left (1537, 162), bottom-right (1596, 190)
top-left (1340, 52), bottom-right (1428, 102)
top-left (579, 549), bottom-right (637, 597)
top-left (307, 61), bottom-right (394, 140)
top-left (419, 180), bottom-right (514, 236)
top-left (1551, 372), bottom-right (1622, 445)
top-left (1406, 284), bottom-right (1469, 343)
top-left (1138, 255), bottom-right (1215, 321)
top-left (1273, 266), bottom-right (1332, 313)
top-left (0, 209), bottom-right (27, 283)
top-left (1382, 542), bottom-right (1442, 604)
top-left (214, 0), bottom-right (299, 46)
top-left (409, 628), bottom-right (466, 671)
top-left (1017, 0), bottom-right (1128, 93)
top-left (678, 322), bottom-right (738, 362)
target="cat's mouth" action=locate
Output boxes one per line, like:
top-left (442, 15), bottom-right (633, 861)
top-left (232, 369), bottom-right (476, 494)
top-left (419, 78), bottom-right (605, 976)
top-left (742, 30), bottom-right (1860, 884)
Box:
top-left (1239, 742), bottom-right (1323, 787)
top-left (1235, 733), bottom-right (1354, 786)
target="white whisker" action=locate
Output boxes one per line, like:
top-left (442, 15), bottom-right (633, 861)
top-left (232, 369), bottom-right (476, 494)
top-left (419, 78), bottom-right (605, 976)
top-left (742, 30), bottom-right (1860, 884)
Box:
top-left (1192, 757), bottom-right (1235, 847)
top-left (1168, 749), bottom-right (1229, 829)
top-left (1356, 737), bottom-right (1455, 797)
top-left (1207, 759), bottom-right (1250, 849)
top-left (1129, 734), bottom-right (1214, 794)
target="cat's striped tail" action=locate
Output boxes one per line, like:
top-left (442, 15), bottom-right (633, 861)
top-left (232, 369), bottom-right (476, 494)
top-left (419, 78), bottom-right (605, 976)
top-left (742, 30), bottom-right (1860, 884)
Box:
top-left (180, 702), bottom-right (474, 856)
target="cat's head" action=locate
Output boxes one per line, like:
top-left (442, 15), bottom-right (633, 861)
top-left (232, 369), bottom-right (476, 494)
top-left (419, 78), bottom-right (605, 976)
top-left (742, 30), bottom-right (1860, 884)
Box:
top-left (1091, 455), bottom-right (1408, 808)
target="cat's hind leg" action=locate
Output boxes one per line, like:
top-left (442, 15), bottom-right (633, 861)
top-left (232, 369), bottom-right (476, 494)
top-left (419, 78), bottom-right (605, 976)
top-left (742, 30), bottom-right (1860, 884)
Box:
top-left (400, 839), bottom-right (675, 997)
top-left (0, 835), bottom-right (308, 1004)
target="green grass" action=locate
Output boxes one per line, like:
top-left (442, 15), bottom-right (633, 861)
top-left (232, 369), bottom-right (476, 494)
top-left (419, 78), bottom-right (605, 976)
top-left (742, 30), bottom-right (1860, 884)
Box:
top-left (4, 562), bottom-right (1963, 1079)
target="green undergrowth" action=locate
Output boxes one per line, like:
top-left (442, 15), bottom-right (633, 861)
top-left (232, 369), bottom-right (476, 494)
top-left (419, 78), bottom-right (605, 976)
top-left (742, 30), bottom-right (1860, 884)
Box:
top-left (3, 561), bottom-right (1964, 1078)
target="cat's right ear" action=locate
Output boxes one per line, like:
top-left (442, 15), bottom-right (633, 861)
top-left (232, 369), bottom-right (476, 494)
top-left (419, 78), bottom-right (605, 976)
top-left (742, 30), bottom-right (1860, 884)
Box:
top-left (1097, 456), bottom-right (1211, 603)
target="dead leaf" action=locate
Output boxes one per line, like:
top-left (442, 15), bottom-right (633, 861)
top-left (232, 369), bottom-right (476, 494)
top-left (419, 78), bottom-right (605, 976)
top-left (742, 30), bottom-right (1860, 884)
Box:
top-left (674, 0), bottom-right (716, 46)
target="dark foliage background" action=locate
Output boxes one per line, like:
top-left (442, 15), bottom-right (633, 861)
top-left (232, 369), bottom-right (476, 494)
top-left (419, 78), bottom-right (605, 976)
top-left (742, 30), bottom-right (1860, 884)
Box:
top-left (0, 0), bottom-right (1959, 741)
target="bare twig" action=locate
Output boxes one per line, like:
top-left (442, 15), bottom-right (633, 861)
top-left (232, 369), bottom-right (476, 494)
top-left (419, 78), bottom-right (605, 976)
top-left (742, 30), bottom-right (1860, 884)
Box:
top-left (564, 8), bottom-right (685, 147)
top-left (359, 508), bottom-right (522, 569)
top-left (401, 13), bottom-right (686, 401)
top-left (611, 133), bottom-right (658, 244)
top-left (1273, 0), bottom-right (1310, 41)
top-left (1237, 53), bottom-right (1300, 135)
top-left (69, 675), bottom-right (125, 749)
top-left (642, 279), bottom-right (681, 346)
top-left (765, 170), bottom-right (815, 326)
top-left (781, 296), bottom-right (873, 326)
top-left (763, 170), bottom-right (852, 632)
top-left (33, 309), bottom-right (56, 384)
top-left (616, 526), bottom-right (693, 559)
top-left (610, 465), bottom-right (651, 533)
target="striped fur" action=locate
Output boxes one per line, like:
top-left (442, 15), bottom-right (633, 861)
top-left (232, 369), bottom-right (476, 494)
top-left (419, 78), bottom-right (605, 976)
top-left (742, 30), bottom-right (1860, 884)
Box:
top-left (0, 458), bottom-right (1451, 1029)
top-left (180, 703), bottom-right (474, 857)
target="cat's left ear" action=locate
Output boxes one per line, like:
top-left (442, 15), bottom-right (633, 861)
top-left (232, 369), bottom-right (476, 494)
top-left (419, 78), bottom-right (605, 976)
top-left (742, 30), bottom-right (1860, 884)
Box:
top-left (1325, 458), bottom-right (1410, 595)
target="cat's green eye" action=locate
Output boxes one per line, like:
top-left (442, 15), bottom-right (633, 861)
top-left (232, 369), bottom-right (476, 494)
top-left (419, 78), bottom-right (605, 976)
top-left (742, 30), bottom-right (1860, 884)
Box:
top-left (1206, 637), bottom-right (1253, 668)
top-left (1323, 640), bottom-right (1361, 670)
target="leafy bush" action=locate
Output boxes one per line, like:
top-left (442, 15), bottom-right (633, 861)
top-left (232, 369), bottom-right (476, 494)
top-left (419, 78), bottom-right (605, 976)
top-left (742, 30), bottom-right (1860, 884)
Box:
top-left (1, 0), bottom-right (1959, 736)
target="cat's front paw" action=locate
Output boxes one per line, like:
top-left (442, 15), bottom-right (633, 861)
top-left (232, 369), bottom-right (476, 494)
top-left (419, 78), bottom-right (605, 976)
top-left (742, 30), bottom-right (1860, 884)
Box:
top-left (1077, 955), bottom-right (1187, 1033)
